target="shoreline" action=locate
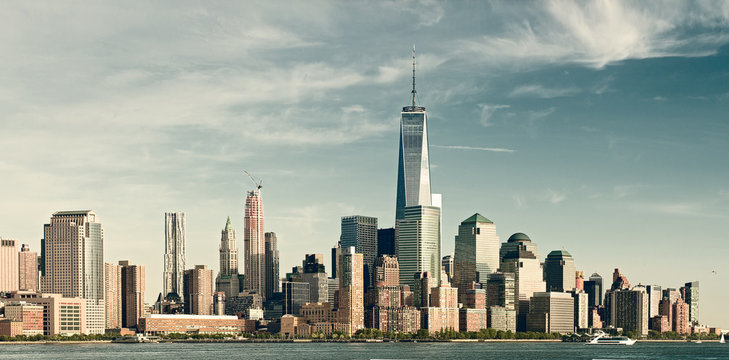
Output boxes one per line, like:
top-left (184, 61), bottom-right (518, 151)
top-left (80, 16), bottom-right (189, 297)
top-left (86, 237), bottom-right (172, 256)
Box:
top-left (2, 338), bottom-right (722, 344)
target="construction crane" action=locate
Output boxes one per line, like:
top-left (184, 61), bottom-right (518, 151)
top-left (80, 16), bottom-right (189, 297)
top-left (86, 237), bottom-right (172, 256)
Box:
top-left (244, 170), bottom-right (263, 190)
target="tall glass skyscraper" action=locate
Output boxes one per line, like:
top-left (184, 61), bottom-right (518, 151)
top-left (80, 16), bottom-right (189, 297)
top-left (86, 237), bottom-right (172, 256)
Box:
top-left (244, 189), bottom-right (265, 299)
top-left (396, 205), bottom-right (441, 288)
top-left (164, 212), bottom-right (185, 301)
top-left (340, 215), bottom-right (378, 289)
top-left (395, 49), bottom-right (431, 221)
top-left (453, 213), bottom-right (500, 301)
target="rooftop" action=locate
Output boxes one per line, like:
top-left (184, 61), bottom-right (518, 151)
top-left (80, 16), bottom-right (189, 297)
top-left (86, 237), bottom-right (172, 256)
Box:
top-left (507, 232), bottom-right (531, 243)
top-left (461, 213), bottom-right (493, 225)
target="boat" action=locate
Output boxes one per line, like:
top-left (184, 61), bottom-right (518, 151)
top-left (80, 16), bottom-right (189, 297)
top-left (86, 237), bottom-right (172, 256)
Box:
top-left (695, 340), bottom-right (702, 344)
top-left (720, 333), bottom-right (725, 344)
top-left (586, 331), bottom-right (636, 345)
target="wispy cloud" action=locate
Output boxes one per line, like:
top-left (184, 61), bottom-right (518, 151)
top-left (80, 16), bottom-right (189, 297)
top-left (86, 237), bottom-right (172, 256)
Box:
top-left (546, 189), bottom-right (567, 204)
top-left (509, 84), bottom-right (579, 98)
top-left (477, 104), bottom-right (510, 127)
top-left (432, 145), bottom-right (516, 153)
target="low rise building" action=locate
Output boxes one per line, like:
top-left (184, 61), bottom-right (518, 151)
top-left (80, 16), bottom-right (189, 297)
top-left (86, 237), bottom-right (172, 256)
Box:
top-left (4, 302), bottom-right (44, 335)
top-left (487, 306), bottom-right (517, 332)
top-left (6, 291), bottom-right (86, 335)
top-left (0, 320), bottom-right (22, 337)
top-left (526, 292), bottom-right (574, 334)
top-left (138, 314), bottom-right (254, 335)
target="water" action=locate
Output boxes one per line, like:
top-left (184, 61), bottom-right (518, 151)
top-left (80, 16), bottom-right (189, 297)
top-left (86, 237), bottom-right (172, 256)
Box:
top-left (0, 342), bottom-right (727, 359)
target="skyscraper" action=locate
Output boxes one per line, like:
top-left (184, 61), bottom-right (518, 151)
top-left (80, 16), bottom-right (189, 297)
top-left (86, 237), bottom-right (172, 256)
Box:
top-left (301, 254), bottom-right (328, 303)
top-left (163, 212), bottom-right (185, 301)
top-left (374, 255), bottom-right (400, 287)
top-left (41, 210), bottom-right (105, 334)
top-left (453, 213), bottom-right (499, 301)
top-left (606, 287), bottom-right (649, 336)
top-left (338, 246), bottom-right (364, 335)
top-left (499, 232), bottom-right (545, 332)
top-left (216, 217), bottom-right (240, 298)
top-left (104, 262), bottom-right (122, 330)
top-left (585, 273), bottom-right (604, 307)
top-left (184, 265), bottom-right (214, 315)
top-left (544, 250), bottom-right (577, 292)
top-left (18, 244), bottom-right (38, 291)
top-left (119, 260), bottom-right (145, 329)
top-left (264, 232), bottom-right (280, 300)
top-left (244, 189), bottom-right (265, 299)
top-left (0, 238), bottom-right (19, 292)
top-left (395, 48), bottom-right (431, 221)
top-left (377, 228), bottom-right (396, 257)
top-left (396, 205), bottom-right (441, 288)
top-left (682, 281), bottom-right (699, 325)
top-left (341, 215), bottom-right (378, 288)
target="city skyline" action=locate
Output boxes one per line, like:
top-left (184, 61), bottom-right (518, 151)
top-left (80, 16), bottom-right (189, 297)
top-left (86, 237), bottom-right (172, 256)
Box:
top-left (1, 1), bottom-right (729, 329)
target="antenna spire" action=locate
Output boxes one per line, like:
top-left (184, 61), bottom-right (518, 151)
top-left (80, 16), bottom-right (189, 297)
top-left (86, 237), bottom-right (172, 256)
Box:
top-left (411, 44), bottom-right (417, 107)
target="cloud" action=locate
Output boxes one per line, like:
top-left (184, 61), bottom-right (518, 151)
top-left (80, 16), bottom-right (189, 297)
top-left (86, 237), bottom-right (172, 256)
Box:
top-left (432, 145), bottom-right (516, 153)
top-left (546, 189), bottom-right (566, 204)
top-left (459, 0), bottom-right (729, 69)
top-left (477, 104), bottom-right (510, 127)
top-left (509, 84), bottom-right (579, 98)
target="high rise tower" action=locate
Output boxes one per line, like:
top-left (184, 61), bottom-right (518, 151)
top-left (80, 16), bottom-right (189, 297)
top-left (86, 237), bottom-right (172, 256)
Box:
top-left (163, 212), bottom-right (186, 301)
top-left (219, 217), bottom-right (238, 276)
top-left (544, 249), bottom-right (577, 292)
top-left (244, 189), bottom-right (265, 299)
top-left (264, 232), bottom-right (280, 300)
top-left (395, 47), bottom-right (431, 221)
top-left (41, 210), bottom-right (105, 334)
top-left (453, 213), bottom-right (500, 302)
top-left (341, 215), bottom-right (378, 288)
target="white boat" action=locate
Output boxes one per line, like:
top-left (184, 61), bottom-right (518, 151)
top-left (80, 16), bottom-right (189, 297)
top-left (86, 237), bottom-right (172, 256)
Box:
top-left (720, 333), bottom-right (725, 344)
top-left (586, 331), bottom-right (636, 345)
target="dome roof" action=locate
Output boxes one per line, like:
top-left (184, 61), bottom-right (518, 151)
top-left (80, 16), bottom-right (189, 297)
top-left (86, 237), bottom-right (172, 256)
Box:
top-left (507, 232), bottom-right (531, 242)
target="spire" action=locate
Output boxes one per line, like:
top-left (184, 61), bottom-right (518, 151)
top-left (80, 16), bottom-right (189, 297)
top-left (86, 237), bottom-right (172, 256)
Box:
top-left (225, 216), bottom-right (232, 231)
top-left (411, 44), bottom-right (417, 107)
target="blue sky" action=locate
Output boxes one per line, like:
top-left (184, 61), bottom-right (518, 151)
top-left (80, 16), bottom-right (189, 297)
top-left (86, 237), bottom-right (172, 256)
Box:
top-left (1, 1), bottom-right (728, 327)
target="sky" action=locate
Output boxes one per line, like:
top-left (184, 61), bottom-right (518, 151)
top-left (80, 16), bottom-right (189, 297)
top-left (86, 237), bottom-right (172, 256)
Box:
top-left (1, 1), bottom-right (729, 327)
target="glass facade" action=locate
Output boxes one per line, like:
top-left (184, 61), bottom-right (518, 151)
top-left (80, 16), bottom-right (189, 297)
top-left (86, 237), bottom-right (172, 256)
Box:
top-left (396, 205), bottom-right (441, 288)
top-left (395, 110), bottom-right (431, 220)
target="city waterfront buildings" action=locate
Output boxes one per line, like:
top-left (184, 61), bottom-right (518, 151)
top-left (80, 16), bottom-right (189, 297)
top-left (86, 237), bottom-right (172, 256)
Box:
top-left (244, 189), bottom-right (265, 299)
top-left (340, 215), bottom-right (378, 288)
top-left (163, 212), bottom-right (186, 301)
top-left (3, 302), bottom-right (44, 335)
top-left (41, 210), bottom-right (105, 334)
top-left (7, 291), bottom-right (86, 335)
top-left (138, 314), bottom-right (254, 335)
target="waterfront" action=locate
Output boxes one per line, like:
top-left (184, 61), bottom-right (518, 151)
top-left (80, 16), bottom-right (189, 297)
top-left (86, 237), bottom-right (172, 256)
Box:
top-left (0, 342), bottom-right (727, 359)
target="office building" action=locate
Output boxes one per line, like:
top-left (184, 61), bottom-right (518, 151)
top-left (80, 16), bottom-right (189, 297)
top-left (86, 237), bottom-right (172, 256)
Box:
top-left (1, 238), bottom-right (19, 292)
top-left (282, 281), bottom-right (310, 316)
top-left (526, 292), bottom-right (574, 334)
top-left (377, 228), bottom-right (396, 257)
top-left (441, 255), bottom-right (453, 283)
top-left (213, 292), bottom-right (226, 315)
top-left (18, 244), bottom-right (38, 292)
top-left (575, 271), bottom-right (584, 291)
top-left (606, 287), bottom-right (649, 336)
top-left (422, 281), bottom-right (459, 334)
top-left (119, 260), bottom-right (145, 329)
top-left (104, 262), bottom-right (122, 329)
top-left (41, 210), bottom-right (105, 334)
top-left (338, 246), bottom-right (364, 335)
top-left (374, 255), bottom-right (399, 287)
top-left (184, 265), bottom-right (214, 315)
top-left (225, 290), bottom-right (263, 317)
top-left (4, 302), bottom-right (44, 336)
top-left (486, 272), bottom-right (516, 310)
top-left (544, 250), bottom-right (577, 292)
top-left (7, 291), bottom-right (86, 335)
top-left (264, 232), bottom-right (280, 300)
top-left (499, 233), bottom-right (545, 331)
top-left (673, 298), bottom-right (690, 334)
top-left (646, 285), bottom-right (662, 320)
top-left (244, 189), bottom-right (265, 299)
top-left (682, 281), bottom-right (699, 325)
top-left (163, 212), bottom-right (185, 301)
top-left (454, 213), bottom-right (499, 302)
top-left (488, 306), bottom-right (517, 332)
top-left (396, 205), bottom-right (441, 288)
top-left (340, 215), bottom-right (378, 288)
top-left (584, 273), bottom-right (603, 308)
top-left (572, 291), bottom-right (588, 330)
top-left (302, 254), bottom-right (328, 303)
top-left (395, 51), bottom-right (432, 221)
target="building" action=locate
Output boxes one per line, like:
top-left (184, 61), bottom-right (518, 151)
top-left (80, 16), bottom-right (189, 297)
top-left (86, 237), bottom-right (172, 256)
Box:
top-left (213, 292), bottom-right (226, 315)
top-left (340, 215), bottom-right (378, 288)
top-left (184, 265), bottom-right (214, 315)
top-left (544, 250), bottom-right (577, 292)
top-left (138, 314), bottom-right (254, 335)
top-left (645, 285), bottom-right (662, 322)
top-left (487, 306), bottom-right (517, 332)
top-left (651, 315), bottom-right (670, 333)
top-left (413, 271), bottom-right (438, 308)
top-left (682, 281), bottom-right (699, 325)
top-left (499, 233), bottom-right (545, 331)
top-left (459, 284), bottom-right (487, 331)
top-left (610, 268), bottom-right (630, 291)
top-left (673, 298), bottom-right (690, 334)
top-left (374, 255), bottom-right (400, 287)
top-left (607, 287), bottom-right (649, 336)
top-left (396, 205), bottom-right (441, 288)
top-left (584, 273), bottom-right (603, 308)
top-left (7, 291), bottom-right (86, 335)
top-left (0, 320), bottom-right (22, 337)
top-left (225, 290), bottom-right (263, 317)
top-left (395, 52), bottom-right (432, 222)
top-left (243, 189), bottom-right (265, 299)
top-left (264, 232), bottom-right (280, 300)
top-left (526, 292), bottom-right (574, 334)
top-left (163, 212), bottom-right (186, 302)
top-left (41, 210), bottom-right (105, 334)
top-left (301, 254), bottom-right (328, 303)
top-left (422, 282), bottom-right (459, 334)
top-left (338, 246), bottom-right (364, 335)
top-left (120, 260), bottom-right (145, 329)
top-left (1, 238), bottom-right (19, 292)
top-left (441, 255), bottom-right (453, 283)
top-left (18, 244), bottom-right (38, 291)
top-left (104, 262), bottom-right (122, 329)
top-left (365, 285), bottom-right (421, 333)
top-left (453, 214), bottom-right (499, 303)
top-left (282, 281), bottom-right (310, 316)
top-left (377, 228), bottom-right (396, 257)
top-left (216, 217), bottom-right (240, 299)
top-left (572, 291), bottom-right (588, 330)
top-left (575, 271), bottom-right (584, 291)
top-left (486, 272), bottom-right (516, 310)
top-left (3, 302), bottom-right (44, 335)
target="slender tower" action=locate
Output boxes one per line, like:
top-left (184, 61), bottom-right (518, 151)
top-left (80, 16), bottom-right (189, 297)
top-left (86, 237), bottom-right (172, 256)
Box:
top-left (219, 217), bottom-right (238, 276)
top-left (395, 46), bottom-right (431, 221)
top-left (163, 212), bottom-right (185, 301)
top-left (244, 188), bottom-right (265, 299)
